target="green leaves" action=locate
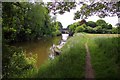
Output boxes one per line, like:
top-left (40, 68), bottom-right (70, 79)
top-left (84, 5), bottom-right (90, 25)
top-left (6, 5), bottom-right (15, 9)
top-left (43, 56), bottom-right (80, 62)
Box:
top-left (2, 2), bottom-right (57, 42)
top-left (2, 45), bottom-right (36, 78)
top-left (75, 25), bottom-right (85, 32)
top-left (67, 19), bottom-right (114, 34)
top-left (47, 2), bottom-right (76, 15)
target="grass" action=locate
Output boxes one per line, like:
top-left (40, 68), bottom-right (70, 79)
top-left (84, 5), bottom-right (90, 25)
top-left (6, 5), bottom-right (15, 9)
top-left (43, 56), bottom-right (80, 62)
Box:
top-left (34, 33), bottom-right (87, 78)
top-left (34, 33), bottom-right (120, 78)
top-left (87, 34), bottom-right (120, 78)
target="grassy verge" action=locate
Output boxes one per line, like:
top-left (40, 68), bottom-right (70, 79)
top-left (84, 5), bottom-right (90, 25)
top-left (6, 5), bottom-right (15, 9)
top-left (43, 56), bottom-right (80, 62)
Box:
top-left (35, 33), bottom-right (87, 78)
top-left (87, 34), bottom-right (120, 78)
top-left (34, 33), bottom-right (119, 78)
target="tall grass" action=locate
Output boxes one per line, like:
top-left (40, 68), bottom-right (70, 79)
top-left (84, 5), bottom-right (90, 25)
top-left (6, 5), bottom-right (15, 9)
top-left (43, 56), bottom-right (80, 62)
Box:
top-left (88, 36), bottom-right (120, 78)
top-left (35, 33), bottom-right (87, 78)
top-left (34, 33), bottom-right (119, 78)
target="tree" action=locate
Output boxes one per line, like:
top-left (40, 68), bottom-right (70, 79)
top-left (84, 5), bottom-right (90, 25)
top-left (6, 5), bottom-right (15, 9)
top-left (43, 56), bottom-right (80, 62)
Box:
top-left (96, 19), bottom-right (107, 29)
top-left (47, 2), bottom-right (76, 15)
top-left (79, 19), bottom-right (87, 25)
top-left (94, 26), bottom-right (103, 33)
top-left (2, 45), bottom-right (37, 78)
top-left (85, 26), bottom-right (94, 33)
top-left (46, 1), bottom-right (120, 20)
top-left (116, 26), bottom-right (120, 34)
top-left (107, 24), bottom-right (112, 29)
top-left (50, 21), bottom-right (62, 36)
top-left (86, 21), bottom-right (96, 28)
top-left (75, 24), bottom-right (85, 32)
top-left (57, 21), bottom-right (63, 30)
top-left (74, 1), bottom-right (120, 19)
top-left (111, 27), bottom-right (118, 34)
top-left (2, 2), bottom-right (56, 42)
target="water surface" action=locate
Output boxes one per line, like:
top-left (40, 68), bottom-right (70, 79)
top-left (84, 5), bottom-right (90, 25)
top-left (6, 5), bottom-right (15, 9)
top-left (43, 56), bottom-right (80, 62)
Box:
top-left (14, 36), bottom-right (61, 68)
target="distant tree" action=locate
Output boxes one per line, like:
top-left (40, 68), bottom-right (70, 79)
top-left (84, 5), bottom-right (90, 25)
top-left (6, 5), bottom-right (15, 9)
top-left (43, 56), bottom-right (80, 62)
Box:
top-left (116, 26), bottom-right (120, 34)
top-left (51, 21), bottom-right (62, 36)
top-left (111, 27), bottom-right (117, 34)
top-left (96, 19), bottom-right (107, 29)
top-left (86, 21), bottom-right (96, 28)
top-left (57, 21), bottom-right (63, 30)
top-left (94, 26), bottom-right (103, 33)
top-left (107, 24), bottom-right (112, 29)
top-left (79, 19), bottom-right (87, 25)
top-left (75, 25), bottom-right (85, 32)
top-left (69, 24), bottom-right (76, 33)
top-left (85, 26), bottom-right (94, 33)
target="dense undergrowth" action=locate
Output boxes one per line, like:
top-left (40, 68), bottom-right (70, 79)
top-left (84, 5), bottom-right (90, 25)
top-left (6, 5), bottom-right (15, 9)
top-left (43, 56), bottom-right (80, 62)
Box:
top-left (2, 45), bottom-right (37, 78)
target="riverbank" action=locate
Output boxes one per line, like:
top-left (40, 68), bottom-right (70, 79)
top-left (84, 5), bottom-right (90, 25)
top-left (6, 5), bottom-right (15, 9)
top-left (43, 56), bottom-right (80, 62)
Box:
top-left (35, 33), bottom-right (87, 78)
top-left (33, 33), bottom-right (119, 78)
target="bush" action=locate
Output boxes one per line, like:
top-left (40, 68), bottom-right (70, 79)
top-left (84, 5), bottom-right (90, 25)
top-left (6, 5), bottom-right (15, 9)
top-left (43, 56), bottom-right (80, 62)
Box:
top-left (85, 26), bottom-right (94, 33)
top-left (75, 25), bottom-right (85, 32)
top-left (69, 24), bottom-right (77, 33)
top-left (2, 45), bottom-right (37, 78)
top-left (96, 19), bottom-right (107, 28)
top-left (93, 26), bottom-right (103, 33)
top-left (86, 21), bottom-right (96, 28)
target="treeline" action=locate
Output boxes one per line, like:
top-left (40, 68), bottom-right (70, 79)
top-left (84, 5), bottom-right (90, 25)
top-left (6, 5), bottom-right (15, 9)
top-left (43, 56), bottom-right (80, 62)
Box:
top-left (3, 2), bottom-right (62, 43)
top-left (2, 2), bottom-right (63, 78)
top-left (67, 19), bottom-right (120, 35)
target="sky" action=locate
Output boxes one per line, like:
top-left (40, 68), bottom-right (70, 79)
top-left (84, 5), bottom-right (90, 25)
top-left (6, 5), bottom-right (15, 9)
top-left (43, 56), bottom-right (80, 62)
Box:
top-left (54, 6), bottom-right (118, 28)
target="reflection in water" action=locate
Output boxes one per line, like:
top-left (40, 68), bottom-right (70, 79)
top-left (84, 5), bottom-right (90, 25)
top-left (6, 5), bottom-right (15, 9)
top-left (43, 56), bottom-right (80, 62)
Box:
top-left (49, 34), bottom-right (69, 59)
top-left (62, 34), bottom-right (69, 41)
top-left (14, 34), bottom-right (69, 68)
top-left (14, 36), bottom-right (61, 68)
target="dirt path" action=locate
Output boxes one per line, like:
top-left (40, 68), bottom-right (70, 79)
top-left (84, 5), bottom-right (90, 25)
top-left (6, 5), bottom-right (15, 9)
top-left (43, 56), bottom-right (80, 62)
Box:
top-left (85, 43), bottom-right (95, 79)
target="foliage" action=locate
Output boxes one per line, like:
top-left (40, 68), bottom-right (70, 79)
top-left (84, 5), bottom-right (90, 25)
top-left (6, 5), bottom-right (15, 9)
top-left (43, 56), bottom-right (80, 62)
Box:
top-left (68, 19), bottom-right (113, 34)
top-left (116, 26), bottom-right (120, 34)
top-left (68, 22), bottom-right (79, 33)
top-left (96, 19), bottom-right (108, 29)
top-left (111, 27), bottom-right (118, 34)
top-left (46, 1), bottom-right (120, 19)
top-left (2, 44), bottom-right (37, 78)
top-left (79, 19), bottom-right (87, 25)
top-left (75, 1), bottom-right (120, 19)
top-left (85, 26), bottom-right (94, 33)
top-left (86, 21), bottom-right (96, 28)
top-left (107, 24), bottom-right (112, 29)
top-left (51, 21), bottom-right (62, 36)
top-left (2, 2), bottom-right (63, 78)
top-left (94, 26), bottom-right (104, 33)
top-left (2, 2), bottom-right (61, 43)
top-left (47, 2), bottom-right (76, 15)
top-left (75, 25), bottom-right (85, 32)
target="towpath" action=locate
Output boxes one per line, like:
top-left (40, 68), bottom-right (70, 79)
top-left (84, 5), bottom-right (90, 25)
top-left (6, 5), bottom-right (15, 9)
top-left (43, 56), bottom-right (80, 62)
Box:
top-left (85, 43), bottom-right (95, 79)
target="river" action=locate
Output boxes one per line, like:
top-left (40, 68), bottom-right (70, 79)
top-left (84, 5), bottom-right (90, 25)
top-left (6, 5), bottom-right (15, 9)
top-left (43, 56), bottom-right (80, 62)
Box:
top-left (14, 34), bottom-right (69, 68)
